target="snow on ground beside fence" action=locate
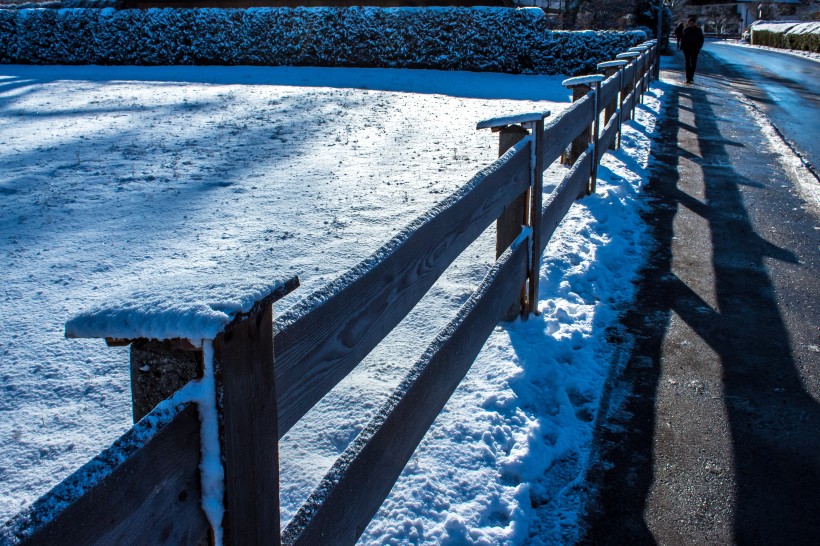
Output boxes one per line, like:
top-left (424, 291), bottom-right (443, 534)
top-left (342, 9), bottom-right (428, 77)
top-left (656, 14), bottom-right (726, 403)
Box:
top-left (0, 64), bottom-right (662, 543)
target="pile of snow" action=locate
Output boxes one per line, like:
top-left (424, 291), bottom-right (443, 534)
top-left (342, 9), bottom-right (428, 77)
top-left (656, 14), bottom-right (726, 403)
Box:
top-left (0, 7), bottom-right (645, 74)
top-left (751, 21), bottom-right (820, 53)
top-left (0, 63), bottom-right (663, 544)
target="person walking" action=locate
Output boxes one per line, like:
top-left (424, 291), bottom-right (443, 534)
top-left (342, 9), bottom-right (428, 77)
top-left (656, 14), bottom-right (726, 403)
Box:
top-left (681, 17), bottom-right (705, 83)
top-left (675, 22), bottom-right (685, 50)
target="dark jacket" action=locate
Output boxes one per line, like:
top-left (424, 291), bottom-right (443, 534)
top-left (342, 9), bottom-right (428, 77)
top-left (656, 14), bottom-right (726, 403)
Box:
top-left (681, 25), bottom-right (705, 54)
top-left (675, 23), bottom-right (684, 39)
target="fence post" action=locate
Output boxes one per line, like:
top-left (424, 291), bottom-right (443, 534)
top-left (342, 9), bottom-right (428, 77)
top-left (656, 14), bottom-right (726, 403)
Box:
top-left (616, 51), bottom-right (641, 120)
top-left (76, 278), bottom-right (300, 545)
top-left (562, 74), bottom-right (604, 194)
top-left (214, 301), bottom-right (280, 546)
top-left (629, 46), bottom-right (650, 102)
top-left (476, 111), bottom-right (550, 318)
top-left (596, 60), bottom-right (628, 150)
top-left (646, 39), bottom-right (659, 80)
top-left (522, 117), bottom-right (545, 316)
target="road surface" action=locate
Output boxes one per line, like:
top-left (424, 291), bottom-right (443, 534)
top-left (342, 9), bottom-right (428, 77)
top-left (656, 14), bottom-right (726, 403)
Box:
top-left (582, 46), bottom-right (820, 544)
top-left (701, 41), bottom-right (820, 177)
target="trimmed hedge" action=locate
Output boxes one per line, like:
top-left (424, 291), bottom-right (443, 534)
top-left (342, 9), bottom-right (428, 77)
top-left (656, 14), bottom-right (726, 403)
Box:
top-left (751, 21), bottom-right (820, 53)
top-left (0, 7), bottom-right (646, 74)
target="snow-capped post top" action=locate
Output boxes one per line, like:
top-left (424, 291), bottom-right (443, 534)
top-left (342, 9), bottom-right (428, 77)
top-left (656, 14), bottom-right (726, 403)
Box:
top-left (65, 275), bottom-right (300, 342)
top-left (616, 52), bottom-right (641, 60)
top-left (597, 60), bottom-right (629, 69)
top-left (562, 74), bottom-right (605, 88)
top-left (629, 45), bottom-right (650, 52)
top-left (476, 110), bottom-right (551, 131)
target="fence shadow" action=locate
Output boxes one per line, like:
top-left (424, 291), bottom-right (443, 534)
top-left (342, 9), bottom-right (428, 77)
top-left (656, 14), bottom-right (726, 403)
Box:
top-left (582, 81), bottom-right (820, 543)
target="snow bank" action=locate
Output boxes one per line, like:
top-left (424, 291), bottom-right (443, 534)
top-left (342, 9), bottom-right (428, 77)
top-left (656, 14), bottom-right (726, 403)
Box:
top-left (751, 21), bottom-right (820, 53)
top-left (0, 7), bottom-right (645, 74)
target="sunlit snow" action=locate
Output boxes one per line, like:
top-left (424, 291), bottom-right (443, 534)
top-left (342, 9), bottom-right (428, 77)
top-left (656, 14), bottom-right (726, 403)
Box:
top-left (0, 64), bottom-right (662, 544)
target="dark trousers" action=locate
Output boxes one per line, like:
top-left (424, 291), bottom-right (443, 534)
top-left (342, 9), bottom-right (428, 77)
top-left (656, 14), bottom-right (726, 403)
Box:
top-left (684, 50), bottom-right (700, 82)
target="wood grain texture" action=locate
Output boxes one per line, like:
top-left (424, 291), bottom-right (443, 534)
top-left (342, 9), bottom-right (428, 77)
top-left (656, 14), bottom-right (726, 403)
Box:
top-left (539, 151), bottom-right (592, 256)
top-left (622, 63), bottom-right (636, 90)
top-left (528, 117), bottom-right (546, 314)
top-left (598, 73), bottom-right (620, 116)
top-left (274, 142), bottom-right (532, 437)
top-left (568, 86), bottom-right (594, 166)
top-left (597, 114), bottom-right (620, 163)
top-left (541, 92), bottom-right (594, 168)
top-left (215, 303), bottom-right (279, 546)
top-left (281, 239), bottom-right (530, 546)
top-left (14, 405), bottom-right (208, 546)
top-left (622, 89), bottom-right (636, 119)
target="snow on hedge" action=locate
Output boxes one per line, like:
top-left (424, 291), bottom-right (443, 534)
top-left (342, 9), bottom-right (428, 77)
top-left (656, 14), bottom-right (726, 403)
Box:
top-left (751, 21), bottom-right (820, 53)
top-left (0, 7), bottom-right (645, 74)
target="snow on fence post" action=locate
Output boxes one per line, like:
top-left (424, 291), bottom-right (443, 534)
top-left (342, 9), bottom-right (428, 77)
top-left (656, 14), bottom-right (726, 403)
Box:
top-left (562, 75), bottom-right (604, 194)
top-left (597, 60), bottom-right (629, 151)
top-left (476, 110), bottom-right (550, 318)
top-left (62, 276), bottom-right (299, 545)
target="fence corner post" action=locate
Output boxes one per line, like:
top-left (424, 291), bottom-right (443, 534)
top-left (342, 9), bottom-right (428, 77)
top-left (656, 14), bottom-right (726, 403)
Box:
top-left (213, 282), bottom-right (297, 546)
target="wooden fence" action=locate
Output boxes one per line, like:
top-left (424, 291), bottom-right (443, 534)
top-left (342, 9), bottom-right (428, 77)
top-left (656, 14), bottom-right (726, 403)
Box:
top-left (0, 39), bottom-right (659, 546)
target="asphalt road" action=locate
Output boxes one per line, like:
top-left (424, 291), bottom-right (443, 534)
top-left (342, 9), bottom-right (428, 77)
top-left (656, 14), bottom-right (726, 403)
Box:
top-left (700, 41), bottom-right (820, 176)
top-left (582, 47), bottom-right (820, 544)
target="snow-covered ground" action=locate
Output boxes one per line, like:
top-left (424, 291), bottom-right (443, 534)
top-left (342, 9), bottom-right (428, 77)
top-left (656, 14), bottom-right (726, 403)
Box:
top-left (0, 64), bottom-right (662, 543)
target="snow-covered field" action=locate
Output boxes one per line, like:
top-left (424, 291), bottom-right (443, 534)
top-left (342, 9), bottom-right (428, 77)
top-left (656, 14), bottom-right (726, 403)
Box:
top-left (0, 64), bottom-right (662, 543)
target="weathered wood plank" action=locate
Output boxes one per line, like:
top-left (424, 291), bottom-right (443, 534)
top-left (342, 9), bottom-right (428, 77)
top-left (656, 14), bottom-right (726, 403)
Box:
top-left (597, 114), bottom-right (620, 163)
top-left (281, 236), bottom-right (531, 546)
top-left (215, 303), bottom-right (279, 546)
top-left (541, 92), bottom-right (595, 168)
top-left (622, 63), bottom-right (636, 89)
top-left (274, 141), bottom-right (532, 437)
top-left (528, 117), bottom-right (546, 314)
top-left (598, 73), bottom-right (620, 116)
top-left (622, 89), bottom-right (636, 119)
top-left (7, 404), bottom-right (208, 546)
top-left (494, 125), bottom-right (530, 320)
top-left (539, 151), bottom-right (592, 256)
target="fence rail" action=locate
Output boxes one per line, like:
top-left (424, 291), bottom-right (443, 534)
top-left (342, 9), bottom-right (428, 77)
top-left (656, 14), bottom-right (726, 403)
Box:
top-left (0, 39), bottom-right (659, 546)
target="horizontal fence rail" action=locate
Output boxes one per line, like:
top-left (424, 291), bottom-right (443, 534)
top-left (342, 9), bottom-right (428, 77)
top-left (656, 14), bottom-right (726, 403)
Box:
top-left (1, 38), bottom-right (660, 546)
top-left (273, 138), bottom-right (532, 437)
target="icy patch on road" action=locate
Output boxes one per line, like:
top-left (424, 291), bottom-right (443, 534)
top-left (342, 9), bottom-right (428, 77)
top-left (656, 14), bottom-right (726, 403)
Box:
top-left (734, 90), bottom-right (820, 213)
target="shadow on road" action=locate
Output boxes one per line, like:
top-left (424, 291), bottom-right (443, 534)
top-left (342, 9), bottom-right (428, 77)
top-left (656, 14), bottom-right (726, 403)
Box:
top-left (582, 81), bottom-right (820, 544)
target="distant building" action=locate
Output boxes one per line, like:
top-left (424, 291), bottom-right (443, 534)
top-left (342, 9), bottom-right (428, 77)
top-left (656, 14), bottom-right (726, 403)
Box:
top-left (685, 0), bottom-right (810, 34)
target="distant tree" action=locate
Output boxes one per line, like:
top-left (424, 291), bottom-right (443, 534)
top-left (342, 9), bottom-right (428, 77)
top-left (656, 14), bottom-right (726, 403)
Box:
top-left (562, 0), bottom-right (636, 29)
top-left (634, 0), bottom-right (673, 48)
top-left (581, 0), bottom-right (637, 29)
top-left (704, 4), bottom-right (741, 34)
